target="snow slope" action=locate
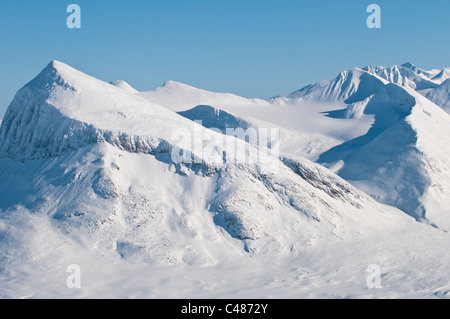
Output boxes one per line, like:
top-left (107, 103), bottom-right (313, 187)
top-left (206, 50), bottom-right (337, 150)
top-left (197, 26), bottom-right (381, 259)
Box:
top-left (1, 197), bottom-right (449, 298)
top-left (136, 62), bottom-right (450, 224)
top-left (363, 63), bottom-right (440, 91)
top-left (1, 61), bottom-right (450, 298)
top-left (138, 74), bottom-right (383, 160)
top-left (138, 80), bottom-right (266, 111)
top-left (318, 83), bottom-right (450, 230)
top-left (110, 80), bottom-right (139, 94)
top-left (273, 68), bottom-right (388, 104)
top-left (426, 78), bottom-right (450, 113)
top-left (176, 104), bottom-right (341, 161)
top-left (362, 63), bottom-right (450, 111)
top-left (430, 68), bottom-right (450, 85)
top-left (0, 62), bottom-right (202, 161)
top-left (177, 104), bottom-right (253, 132)
top-left (139, 82), bottom-right (353, 161)
top-left (0, 61), bottom-right (415, 265)
top-left (400, 62), bottom-right (450, 85)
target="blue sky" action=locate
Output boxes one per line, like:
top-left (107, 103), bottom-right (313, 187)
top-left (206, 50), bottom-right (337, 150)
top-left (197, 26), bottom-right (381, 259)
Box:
top-left (1, 0), bottom-right (450, 117)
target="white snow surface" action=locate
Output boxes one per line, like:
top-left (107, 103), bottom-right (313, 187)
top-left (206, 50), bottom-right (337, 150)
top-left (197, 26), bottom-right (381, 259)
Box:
top-left (318, 84), bottom-right (450, 230)
top-left (110, 80), bottom-right (139, 94)
top-left (0, 61), bottom-right (450, 298)
top-left (138, 74), bottom-right (379, 162)
top-left (273, 68), bottom-right (388, 104)
top-left (426, 78), bottom-right (450, 113)
top-left (139, 80), bottom-right (267, 112)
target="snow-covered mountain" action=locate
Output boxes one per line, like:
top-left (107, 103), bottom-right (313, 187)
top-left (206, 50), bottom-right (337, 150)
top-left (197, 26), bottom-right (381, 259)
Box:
top-left (363, 64), bottom-right (439, 92)
top-left (272, 68), bottom-right (388, 104)
top-left (138, 80), bottom-right (266, 111)
top-left (139, 81), bottom-right (348, 161)
top-left (270, 63), bottom-right (450, 230)
top-left (265, 62), bottom-right (450, 115)
top-left (0, 61), bottom-right (413, 265)
top-left (426, 78), bottom-right (450, 113)
top-left (430, 68), bottom-right (450, 85)
top-left (110, 80), bottom-right (139, 94)
top-left (318, 83), bottom-right (450, 230)
top-left (177, 104), bottom-right (253, 132)
top-left (137, 63), bottom-right (450, 229)
top-left (399, 62), bottom-right (450, 85)
top-left (276, 62), bottom-right (449, 108)
top-left (1, 61), bottom-right (450, 298)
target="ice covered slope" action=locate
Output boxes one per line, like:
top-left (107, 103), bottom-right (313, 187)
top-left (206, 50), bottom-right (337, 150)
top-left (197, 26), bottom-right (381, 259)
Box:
top-left (0, 61), bottom-right (415, 266)
top-left (138, 80), bottom-right (266, 111)
top-left (426, 78), bottom-right (450, 113)
top-left (272, 68), bottom-right (388, 104)
top-left (318, 83), bottom-right (450, 230)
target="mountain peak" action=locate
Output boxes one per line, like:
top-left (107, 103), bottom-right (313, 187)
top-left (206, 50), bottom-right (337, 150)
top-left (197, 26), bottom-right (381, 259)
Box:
top-left (319, 83), bottom-right (450, 226)
top-left (44, 60), bottom-right (81, 77)
top-left (110, 80), bottom-right (139, 94)
top-left (363, 63), bottom-right (439, 91)
top-left (401, 62), bottom-right (416, 68)
top-left (161, 80), bottom-right (194, 89)
top-left (25, 60), bottom-right (93, 92)
top-left (49, 59), bottom-right (69, 68)
top-left (279, 67), bottom-right (387, 103)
